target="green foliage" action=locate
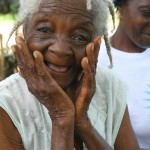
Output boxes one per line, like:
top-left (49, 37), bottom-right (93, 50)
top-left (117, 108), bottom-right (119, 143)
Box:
top-left (0, 0), bottom-right (18, 14)
top-left (0, 13), bottom-right (16, 24)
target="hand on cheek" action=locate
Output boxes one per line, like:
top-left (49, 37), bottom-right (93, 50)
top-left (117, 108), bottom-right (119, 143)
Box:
top-left (74, 36), bottom-right (101, 125)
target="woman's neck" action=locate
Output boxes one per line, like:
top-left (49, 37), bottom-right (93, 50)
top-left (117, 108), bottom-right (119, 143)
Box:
top-left (110, 25), bottom-right (146, 53)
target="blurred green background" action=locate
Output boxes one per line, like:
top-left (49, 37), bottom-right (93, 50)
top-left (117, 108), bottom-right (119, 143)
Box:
top-left (0, 0), bottom-right (18, 80)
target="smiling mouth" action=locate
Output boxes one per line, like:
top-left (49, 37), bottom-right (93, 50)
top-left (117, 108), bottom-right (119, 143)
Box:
top-left (46, 62), bottom-right (71, 73)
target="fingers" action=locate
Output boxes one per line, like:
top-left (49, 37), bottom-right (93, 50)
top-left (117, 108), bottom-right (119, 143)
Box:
top-left (78, 36), bottom-right (101, 100)
top-left (11, 36), bottom-right (35, 79)
top-left (75, 57), bottom-right (91, 115)
top-left (12, 36), bottom-right (53, 84)
top-left (93, 36), bottom-right (101, 62)
top-left (11, 45), bottom-right (24, 70)
top-left (15, 36), bottom-right (34, 68)
top-left (72, 38), bottom-right (101, 123)
top-left (81, 57), bottom-right (92, 88)
top-left (33, 51), bottom-right (52, 80)
top-left (82, 55), bottom-right (95, 84)
top-left (77, 36), bottom-right (100, 83)
top-left (75, 57), bottom-right (93, 122)
top-left (85, 36), bottom-right (101, 74)
top-left (86, 43), bottom-right (95, 74)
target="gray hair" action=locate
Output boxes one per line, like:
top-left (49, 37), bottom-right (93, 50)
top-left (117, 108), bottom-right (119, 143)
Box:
top-left (8, 0), bottom-right (115, 67)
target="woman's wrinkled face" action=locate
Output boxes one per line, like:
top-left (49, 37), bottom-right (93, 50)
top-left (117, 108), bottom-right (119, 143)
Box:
top-left (120, 0), bottom-right (150, 49)
top-left (23, 0), bottom-right (94, 88)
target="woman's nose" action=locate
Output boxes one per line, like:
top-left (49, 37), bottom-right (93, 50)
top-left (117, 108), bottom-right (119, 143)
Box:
top-left (48, 38), bottom-right (73, 58)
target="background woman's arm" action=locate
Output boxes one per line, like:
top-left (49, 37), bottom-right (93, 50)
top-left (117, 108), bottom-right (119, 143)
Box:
top-left (114, 107), bottom-right (140, 150)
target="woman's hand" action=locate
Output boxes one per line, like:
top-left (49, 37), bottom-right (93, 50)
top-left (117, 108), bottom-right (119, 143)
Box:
top-left (11, 36), bottom-right (75, 123)
top-left (74, 36), bottom-right (113, 150)
top-left (12, 36), bottom-right (75, 149)
top-left (74, 36), bottom-right (101, 126)
top-left (73, 36), bottom-right (101, 149)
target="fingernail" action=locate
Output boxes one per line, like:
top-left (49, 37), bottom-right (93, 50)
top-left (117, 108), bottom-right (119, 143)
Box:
top-left (98, 37), bottom-right (101, 45)
top-left (85, 57), bottom-right (88, 63)
top-left (17, 44), bottom-right (22, 50)
top-left (33, 51), bottom-right (37, 58)
top-left (15, 36), bottom-right (20, 43)
top-left (91, 43), bottom-right (94, 51)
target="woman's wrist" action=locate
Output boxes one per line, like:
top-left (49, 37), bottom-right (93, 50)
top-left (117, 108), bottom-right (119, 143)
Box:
top-left (75, 117), bottom-right (92, 134)
top-left (51, 118), bottom-right (75, 150)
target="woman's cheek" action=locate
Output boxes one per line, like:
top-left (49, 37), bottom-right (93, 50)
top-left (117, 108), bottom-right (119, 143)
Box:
top-left (73, 47), bottom-right (86, 67)
top-left (26, 39), bottom-right (50, 53)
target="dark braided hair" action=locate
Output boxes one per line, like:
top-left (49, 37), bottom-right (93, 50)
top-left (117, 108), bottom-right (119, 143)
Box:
top-left (113, 0), bottom-right (128, 8)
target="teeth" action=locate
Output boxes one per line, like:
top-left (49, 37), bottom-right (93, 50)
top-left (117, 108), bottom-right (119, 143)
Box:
top-left (47, 63), bottom-right (70, 73)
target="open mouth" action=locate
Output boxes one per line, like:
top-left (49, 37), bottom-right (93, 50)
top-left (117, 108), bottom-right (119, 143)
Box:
top-left (45, 62), bottom-right (71, 73)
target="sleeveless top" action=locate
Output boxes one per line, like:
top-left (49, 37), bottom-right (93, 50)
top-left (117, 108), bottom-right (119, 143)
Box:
top-left (0, 67), bottom-right (127, 150)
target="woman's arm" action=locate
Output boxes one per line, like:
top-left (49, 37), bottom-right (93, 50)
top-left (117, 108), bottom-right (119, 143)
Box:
top-left (74, 37), bottom-right (113, 150)
top-left (74, 36), bottom-right (139, 150)
top-left (51, 118), bottom-right (74, 150)
top-left (114, 107), bottom-right (140, 150)
top-left (75, 107), bottom-right (140, 150)
top-left (12, 36), bottom-right (75, 150)
top-left (0, 107), bottom-right (24, 150)
top-left (75, 120), bottom-right (113, 150)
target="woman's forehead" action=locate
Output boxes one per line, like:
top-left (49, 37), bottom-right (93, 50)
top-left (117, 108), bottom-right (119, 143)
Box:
top-left (28, 0), bottom-right (95, 30)
top-left (34, 0), bottom-right (94, 20)
top-left (128, 0), bottom-right (150, 5)
top-left (41, 0), bottom-right (89, 5)
top-left (40, 0), bottom-right (92, 11)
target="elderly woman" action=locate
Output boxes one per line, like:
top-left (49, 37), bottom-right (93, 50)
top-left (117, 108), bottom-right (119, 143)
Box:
top-left (98, 0), bottom-right (150, 149)
top-left (0, 0), bottom-right (139, 149)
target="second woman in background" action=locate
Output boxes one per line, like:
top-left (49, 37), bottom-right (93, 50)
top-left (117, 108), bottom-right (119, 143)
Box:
top-left (98, 0), bottom-right (150, 149)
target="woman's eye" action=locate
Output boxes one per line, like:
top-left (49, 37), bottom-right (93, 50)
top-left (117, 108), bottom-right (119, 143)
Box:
top-left (38, 27), bottom-right (50, 33)
top-left (143, 13), bottom-right (150, 17)
top-left (141, 10), bottom-right (150, 18)
top-left (72, 35), bottom-right (87, 42)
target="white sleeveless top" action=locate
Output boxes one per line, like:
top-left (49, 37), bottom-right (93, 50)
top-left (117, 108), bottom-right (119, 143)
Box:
top-left (0, 67), bottom-right (127, 150)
